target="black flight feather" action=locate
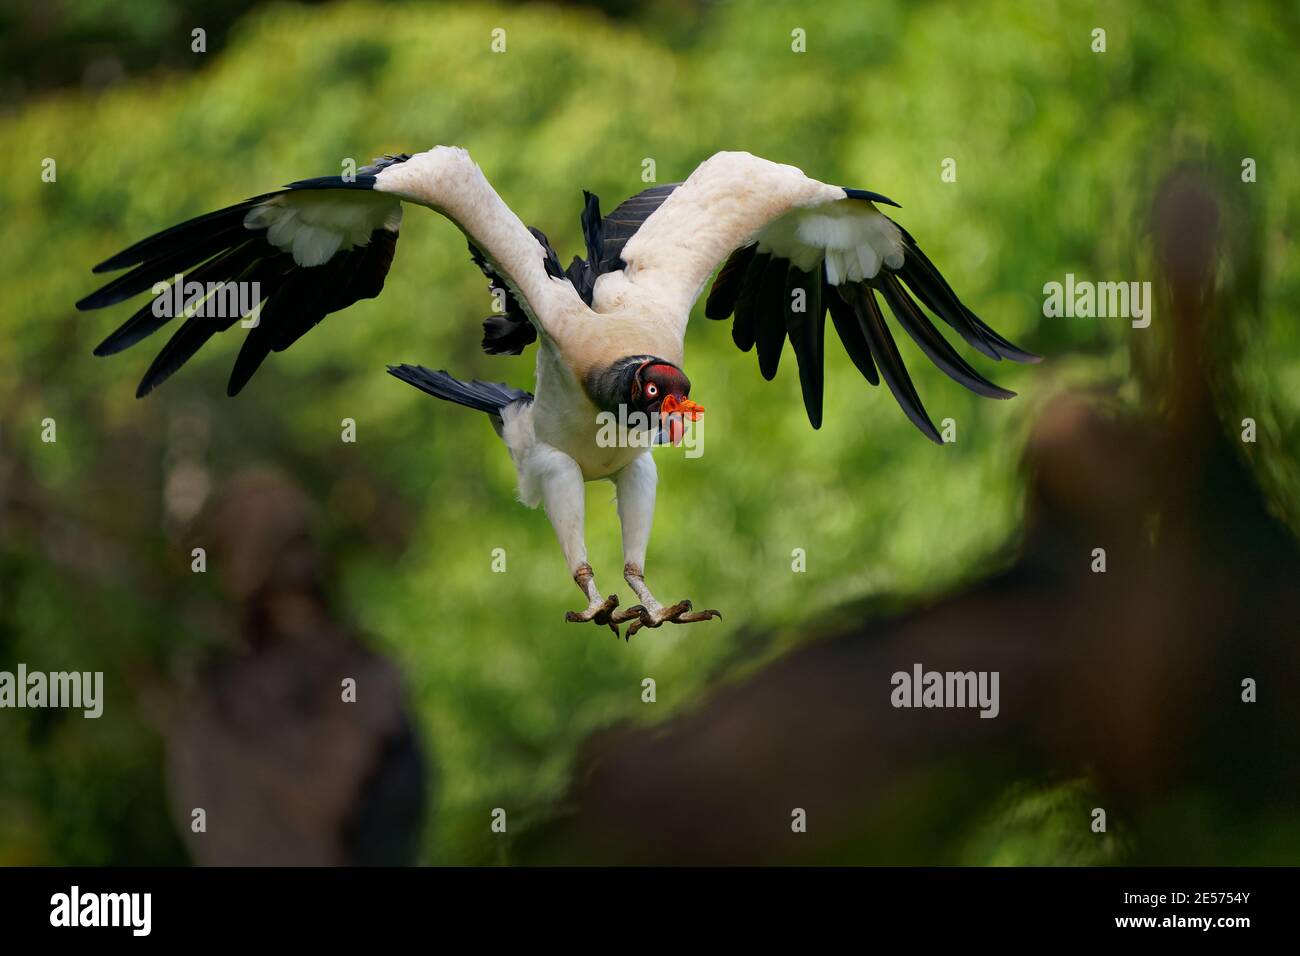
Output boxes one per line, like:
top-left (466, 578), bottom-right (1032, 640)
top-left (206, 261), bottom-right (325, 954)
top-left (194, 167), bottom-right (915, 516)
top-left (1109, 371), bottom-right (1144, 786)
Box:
top-left (78, 221), bottom-right (251, 309)
top-left (481, 313), bottom-right (536, 355)
top-left (136, 257), bottom-right (267, 397)
top-left (755, 256), bottom-right (789, 380)
top-left (94, 239), bottom-right (261, 356)
top-left (840, 283), bottom-right (943, 444)
top-left (731, 250), bottom-right (769, 353)
top-left (579, 191), bottom-right (604, 270)
top-left (555, 183), bottom-right (681, 306)
top-left (135, 317), bottom-right (223, 398)
top-left (873, 270), bottom-right (1014, 400)
top-left (220, 264), bottom-right (305, 393)
top-left (705, 243), bottom-right (756, 320)
top-left (86, 155), bottom-right (408, 397)
top-left (595, 183), bottom-right (679, 275)
top-left (530, 227), bottom-right (566, 280)
top-left (90, 195), bottom-right (277, 274)
top-left (825, 270), bottom-right (879, 386)
top-left (889, 219), bottom-right (1040, 364)
top-left (785, 266), bottom-right (825, 429)
top-left (467, 235), bottom-right (541, 355)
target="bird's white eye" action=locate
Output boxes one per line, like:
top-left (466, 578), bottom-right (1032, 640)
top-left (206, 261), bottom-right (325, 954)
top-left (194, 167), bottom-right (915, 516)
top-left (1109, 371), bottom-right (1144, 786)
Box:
top-left (646, 383), bottom-right (659, 398)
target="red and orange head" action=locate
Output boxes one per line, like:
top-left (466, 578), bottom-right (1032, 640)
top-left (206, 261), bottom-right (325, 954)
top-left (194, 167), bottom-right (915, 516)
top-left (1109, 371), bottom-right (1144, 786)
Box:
top-left (632, 361), bottom-right (704, 444)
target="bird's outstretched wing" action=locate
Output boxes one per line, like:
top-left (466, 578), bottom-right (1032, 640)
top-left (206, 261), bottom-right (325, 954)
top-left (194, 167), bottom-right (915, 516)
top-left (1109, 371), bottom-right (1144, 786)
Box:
top-left (604, 151), bottom-right (1039, 440)
top-left (78, 147), bottom-right (583, 396)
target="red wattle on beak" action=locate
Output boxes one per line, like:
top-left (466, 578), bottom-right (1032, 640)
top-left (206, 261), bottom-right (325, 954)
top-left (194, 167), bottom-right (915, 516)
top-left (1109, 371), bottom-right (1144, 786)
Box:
top-left (660, 395), bottom-right (704, 419)
top-left (660, 394), bottom-right (703, 446)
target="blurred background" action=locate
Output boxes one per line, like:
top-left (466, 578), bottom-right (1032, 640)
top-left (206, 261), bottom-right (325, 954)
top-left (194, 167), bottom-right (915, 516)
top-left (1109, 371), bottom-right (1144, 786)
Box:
top-left (1, 0), bottom-right (1298, 865)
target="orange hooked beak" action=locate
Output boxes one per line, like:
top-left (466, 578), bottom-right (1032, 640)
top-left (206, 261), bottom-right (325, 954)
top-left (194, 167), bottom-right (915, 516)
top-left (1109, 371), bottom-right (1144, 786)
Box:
top-left (660, 394), bottom-right (704, 445)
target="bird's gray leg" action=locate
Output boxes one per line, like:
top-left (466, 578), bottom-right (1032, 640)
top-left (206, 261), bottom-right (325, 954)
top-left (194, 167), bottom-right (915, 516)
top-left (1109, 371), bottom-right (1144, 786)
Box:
top-left (533, 445), bottom-right (618, 631)
top-left (610, 454), bottom-right (661, 614)
top-left (609, 453), bottom-right (720, 639)
top-left (565, 562), bottom-right (618, 631)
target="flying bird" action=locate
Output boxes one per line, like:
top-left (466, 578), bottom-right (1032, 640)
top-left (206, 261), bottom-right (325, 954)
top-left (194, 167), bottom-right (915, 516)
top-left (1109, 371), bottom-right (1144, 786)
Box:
top-left (78, 147), bottom-right (1038, 637)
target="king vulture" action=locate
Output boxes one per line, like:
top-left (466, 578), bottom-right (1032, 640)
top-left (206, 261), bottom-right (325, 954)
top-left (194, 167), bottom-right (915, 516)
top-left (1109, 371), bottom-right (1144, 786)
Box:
top-left (78, 147), bottom-right (1038, 637)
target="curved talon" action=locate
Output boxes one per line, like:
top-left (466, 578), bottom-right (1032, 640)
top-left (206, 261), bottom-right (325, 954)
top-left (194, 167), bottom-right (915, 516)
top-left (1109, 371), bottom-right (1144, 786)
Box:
top-left (656, 599), bottom-right (694, 623)
top-left (565, 593), bottom-right (620, 635)
top-left (610, 604), bottom-right (647, 625)
top-left (676, 608), bottom-right (722, 624)
top-left (621, 600), bottom-right (723, 640)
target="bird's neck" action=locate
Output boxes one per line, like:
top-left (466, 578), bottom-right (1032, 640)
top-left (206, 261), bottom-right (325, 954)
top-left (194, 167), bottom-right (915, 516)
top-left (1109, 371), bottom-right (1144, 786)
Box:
top-left (584, 354), bottom-right (661, 411)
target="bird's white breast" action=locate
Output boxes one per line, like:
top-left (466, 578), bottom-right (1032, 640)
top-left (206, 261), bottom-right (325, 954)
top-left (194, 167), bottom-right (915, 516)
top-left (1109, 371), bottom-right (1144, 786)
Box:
top-left (531, 343), bottom-right (650, 480)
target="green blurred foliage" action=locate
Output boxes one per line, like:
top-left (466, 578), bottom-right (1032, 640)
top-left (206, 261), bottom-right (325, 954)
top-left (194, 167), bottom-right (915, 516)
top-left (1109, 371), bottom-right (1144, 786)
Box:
top-left (0, 0), bottom-right (645, 101)
top-left (1, 0), bottom-right (1297, 864)
top-left (958, 780), bottom-right (1128, 866)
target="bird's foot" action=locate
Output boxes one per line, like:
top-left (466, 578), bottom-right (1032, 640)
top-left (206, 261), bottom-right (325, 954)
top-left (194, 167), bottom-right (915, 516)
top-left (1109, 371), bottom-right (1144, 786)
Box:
top-left (564, 564), bottom-right (621, 634)
top-left (610, 600), bottom-right (722, 640)
top-left (564, 592), bottom-right (620, 634)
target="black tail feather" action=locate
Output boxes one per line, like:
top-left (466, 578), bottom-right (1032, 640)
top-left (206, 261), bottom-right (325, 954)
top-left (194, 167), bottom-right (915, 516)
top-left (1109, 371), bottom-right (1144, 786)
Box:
top-left (386, 365), bottom-right (532, 417)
